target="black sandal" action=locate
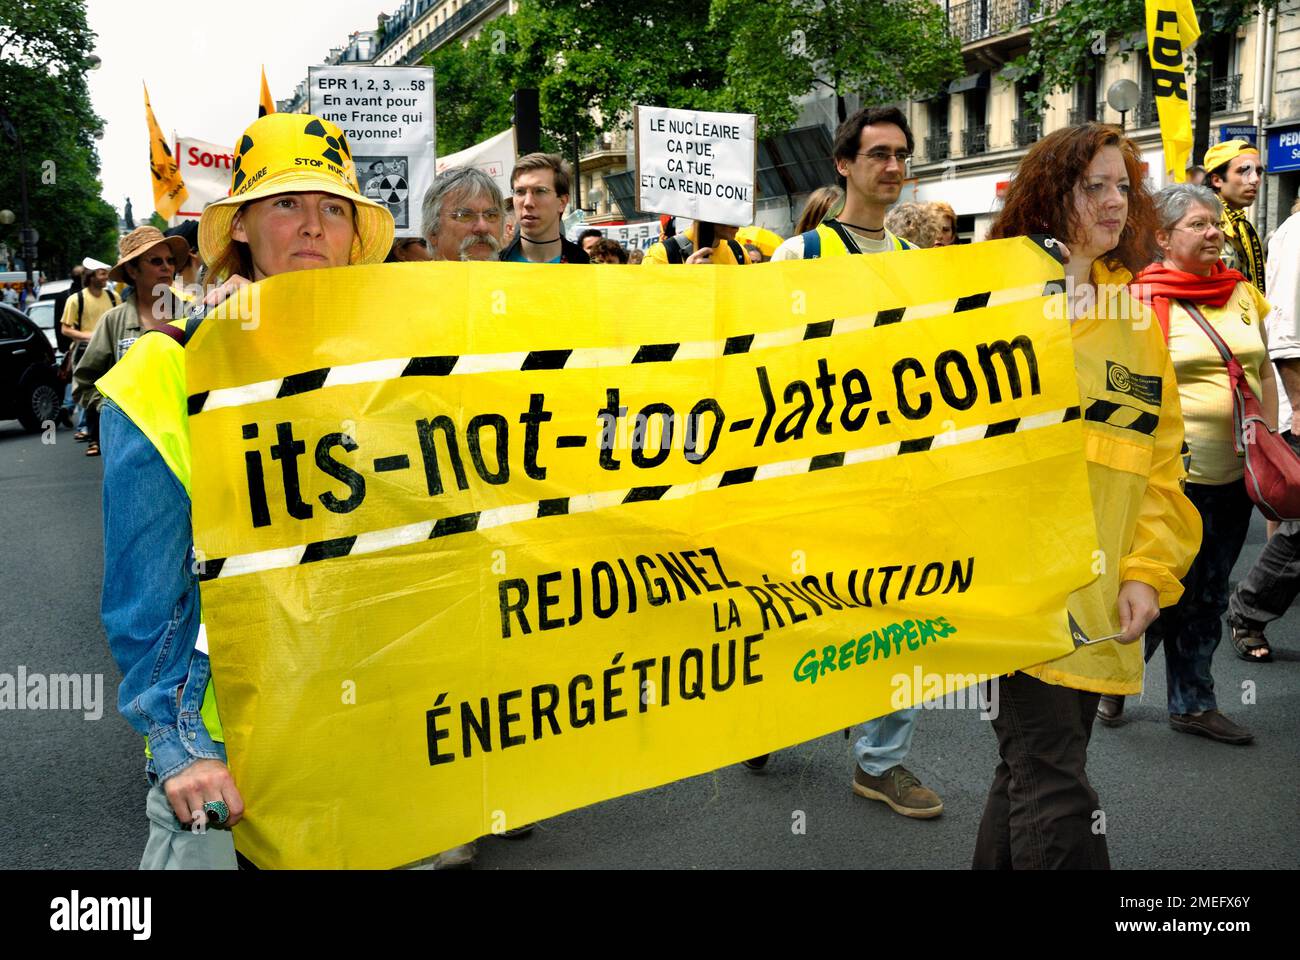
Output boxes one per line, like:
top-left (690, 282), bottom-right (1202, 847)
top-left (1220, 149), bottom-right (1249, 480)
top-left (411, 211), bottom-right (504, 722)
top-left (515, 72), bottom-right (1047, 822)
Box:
top-left (1230, 622), bottom-right (1273, 662)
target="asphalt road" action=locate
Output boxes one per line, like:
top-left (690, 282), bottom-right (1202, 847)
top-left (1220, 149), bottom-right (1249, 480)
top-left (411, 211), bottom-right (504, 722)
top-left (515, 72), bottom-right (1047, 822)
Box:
top-left (1, 417), bottom-right (1296, 870)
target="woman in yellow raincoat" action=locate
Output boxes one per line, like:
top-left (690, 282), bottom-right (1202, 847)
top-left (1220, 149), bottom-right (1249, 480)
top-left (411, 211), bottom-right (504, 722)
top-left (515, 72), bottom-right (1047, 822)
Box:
top-left (977, 124), bottom-right (1203, 869)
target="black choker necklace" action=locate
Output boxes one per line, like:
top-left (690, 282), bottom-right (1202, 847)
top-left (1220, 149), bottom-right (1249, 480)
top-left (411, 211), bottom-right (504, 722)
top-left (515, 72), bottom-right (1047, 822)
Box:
top-left (837, 220), bottom-right (885, 234)
top-left (522, 234), bottom-right (561, 243)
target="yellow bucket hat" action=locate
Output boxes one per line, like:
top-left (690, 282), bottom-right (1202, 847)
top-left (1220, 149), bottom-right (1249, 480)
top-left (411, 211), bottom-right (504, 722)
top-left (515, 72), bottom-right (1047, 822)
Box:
top-left (1202, 139), bottom-right (1259, 174)
top-left (198, 113), bottom-right (395, 271)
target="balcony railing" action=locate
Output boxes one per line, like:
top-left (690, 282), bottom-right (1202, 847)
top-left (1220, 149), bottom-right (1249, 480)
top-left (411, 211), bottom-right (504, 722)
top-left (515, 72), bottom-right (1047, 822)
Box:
top-left (401, 0), bottom-right (494, 64)
top-left (962, 124), bottom-right (991, 156)
top-left (1013, 116), bottom-right (1042, 147)
top-left (1211, 74), bottom-right (1242, 113)
top-left (947, 0), bottom-right (1063, 45)
top-left (1068, 104), bottom-right (1105, 126)
top-left (1134, 96), bottom-right (1159, 128)
top-left (925, 130), bottom-right (951, 162)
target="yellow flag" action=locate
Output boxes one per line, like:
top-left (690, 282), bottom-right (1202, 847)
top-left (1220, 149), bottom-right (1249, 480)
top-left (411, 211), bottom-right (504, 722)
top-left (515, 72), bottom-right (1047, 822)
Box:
top-left (187, 240), bottom-right (1101, 868)
top-left (259, 67), bottom-right (276, 118)
top-left (143, 82), bottom-right (188, 220)
top-left (1146, 0), bottom-right (1202, 182)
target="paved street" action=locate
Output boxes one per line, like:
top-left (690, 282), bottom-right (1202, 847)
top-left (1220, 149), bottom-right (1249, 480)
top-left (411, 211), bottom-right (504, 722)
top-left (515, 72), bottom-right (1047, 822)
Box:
top-left (2, 417), bottom-right (1296, 870)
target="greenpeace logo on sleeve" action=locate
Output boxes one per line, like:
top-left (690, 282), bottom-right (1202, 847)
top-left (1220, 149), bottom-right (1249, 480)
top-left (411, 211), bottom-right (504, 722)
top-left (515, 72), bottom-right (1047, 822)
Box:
top-left (50, 891), bottom-right (150, 941)
top-left (1105, 361), bottom-right (1162, 405)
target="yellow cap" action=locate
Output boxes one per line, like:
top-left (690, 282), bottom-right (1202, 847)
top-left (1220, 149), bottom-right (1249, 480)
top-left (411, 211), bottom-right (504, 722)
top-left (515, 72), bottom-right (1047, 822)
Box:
top-left (1202, 139), bottom-right (1259, 175)
top-left (198, 113), bottom-right (395, 271)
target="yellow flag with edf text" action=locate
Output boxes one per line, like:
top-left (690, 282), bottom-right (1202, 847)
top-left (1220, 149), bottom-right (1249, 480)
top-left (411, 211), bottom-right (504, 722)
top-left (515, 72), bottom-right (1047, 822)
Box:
top-left (186, 239), bottom-right (1102, 868)
top-left (1146, 0), bottom-right (1202, 182)
top-left (143, 82), bottom-right (187, 220)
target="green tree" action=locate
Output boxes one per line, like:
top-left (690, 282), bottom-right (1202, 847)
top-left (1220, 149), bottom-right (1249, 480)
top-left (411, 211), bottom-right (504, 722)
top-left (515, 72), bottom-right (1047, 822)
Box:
top-left (0, 0), bottom-right (118, 277)
top-left (713, 0), bottom-right (964, 131)
top-left (1012, 0), bottom-right (1280, 164)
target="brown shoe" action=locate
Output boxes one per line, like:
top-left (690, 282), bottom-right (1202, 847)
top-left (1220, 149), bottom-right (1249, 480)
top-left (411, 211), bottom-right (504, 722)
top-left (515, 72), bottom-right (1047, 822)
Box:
top-left (1097, 695), bottom-right (1125, 726)
top-left (1169, 709), bottom-right (1254, 745)
top-left (852, 764), bottom-right (943, 819)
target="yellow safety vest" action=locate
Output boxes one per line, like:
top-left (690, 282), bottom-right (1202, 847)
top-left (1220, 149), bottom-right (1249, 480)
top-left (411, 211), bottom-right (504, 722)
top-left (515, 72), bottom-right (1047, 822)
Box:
top-left (97, 323), bottom-right (224, 751)
top-left (801, 221), bottom-right (913, 258)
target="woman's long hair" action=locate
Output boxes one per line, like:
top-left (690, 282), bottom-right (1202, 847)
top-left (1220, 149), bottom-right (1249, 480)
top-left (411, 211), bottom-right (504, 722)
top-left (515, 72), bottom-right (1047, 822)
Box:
top-left (794, 185), bottom-right (845, 235)
top-left (989, 123), bottom-right (1156, 276)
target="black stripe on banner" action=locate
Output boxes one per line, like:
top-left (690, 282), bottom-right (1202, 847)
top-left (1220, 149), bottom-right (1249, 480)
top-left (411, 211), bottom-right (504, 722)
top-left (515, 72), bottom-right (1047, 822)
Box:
top-left (899, 436), bottom-right (934, 454)
top-left (874, 307), bottom-right (905, 326)
top-left (984, 418), bottom-right (1021, 437)
top-left (954, 291), bottom-right (992, 312)
top-left (1127, 411), bottom-right (1160, 436)
top-left (724, 334), bottom-right (755, 355)
top-left (187, 392), bottom-right (209, 416)
top-left (373, 455), bottom-right (410, 472)
top-left (719, 466), bottom-right (758, 487)
top-left (537, 497), bottom-right (570, 517)
top-left (300, 536), bottom-right (358, 564)
top-left (803, 319), bottom-right (835, 340)
top-left (809, 452), bottom-right (845, 470)
top-left (632, 343), bottom-right (680, 363)
top-left (277, 368), bottom-right (331, 398)
top-left (196, 557), bottom-right (225, 582)
top-left (402, 356), bottom-right (458, 377)
top-left (522, 349), bottom-right (572, 371)
top-left (555, 436), bottom-right (587, 448)
top-left (431, 513), bottom-right (481, 538)
top-left (1063, 405), bottom-right (1081, 422)
top-left (624, 485), bottom-right (671, 503)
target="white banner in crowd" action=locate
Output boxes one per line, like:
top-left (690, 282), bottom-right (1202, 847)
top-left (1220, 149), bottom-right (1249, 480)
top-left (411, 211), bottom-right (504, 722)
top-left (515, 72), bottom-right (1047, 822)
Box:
top-left (172, 136), bottom-right (235, 223)
top-left (635, 105), bottom-right (756, 227)
top-left (567, 220), bottom-right (661, 250)
top-left (309, 65), bottom-right (436, 238)
top-left (436, 127), bottom-right (516, 199)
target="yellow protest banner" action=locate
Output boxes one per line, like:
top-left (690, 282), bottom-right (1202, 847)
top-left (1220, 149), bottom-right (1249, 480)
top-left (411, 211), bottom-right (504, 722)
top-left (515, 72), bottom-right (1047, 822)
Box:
top-left (143, 82), bottom-right (188, 220)
top-left (187, 238), bottom-right (1100, 868)
top-left (1146, 0), bottom-right (1202, 182)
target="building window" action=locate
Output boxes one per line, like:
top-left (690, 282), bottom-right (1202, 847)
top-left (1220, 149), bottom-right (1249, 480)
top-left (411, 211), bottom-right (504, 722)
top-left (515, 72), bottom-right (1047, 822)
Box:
top-left (1015, 78), bottom-right (1042, 147)
top-left (963, 88), bottom-right (989, 156)
top-left (926, 97), bottom-right (950, 162)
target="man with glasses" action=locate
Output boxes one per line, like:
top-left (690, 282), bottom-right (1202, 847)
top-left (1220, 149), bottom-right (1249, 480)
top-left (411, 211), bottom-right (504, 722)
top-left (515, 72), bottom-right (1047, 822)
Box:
top-left (770, 106), bottom-right (917, 261)
top-left (422, 167), bottom-right (509, 262)
top-left (1203, 139), bottom-right (1266, 294)
top-left (500, 153), bottom-right (589, 264)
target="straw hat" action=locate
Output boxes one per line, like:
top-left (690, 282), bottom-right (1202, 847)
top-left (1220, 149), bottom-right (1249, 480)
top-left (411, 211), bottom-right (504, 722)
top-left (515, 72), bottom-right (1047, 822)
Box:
top-left (108, 226), bottom-right (191, 284)
top-left (198, 113), bottom-right (395, 271)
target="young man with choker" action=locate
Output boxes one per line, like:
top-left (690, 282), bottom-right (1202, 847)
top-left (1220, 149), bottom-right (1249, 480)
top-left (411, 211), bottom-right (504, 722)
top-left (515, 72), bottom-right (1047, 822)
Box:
top-left (499, 153), bottom-right (589, 264)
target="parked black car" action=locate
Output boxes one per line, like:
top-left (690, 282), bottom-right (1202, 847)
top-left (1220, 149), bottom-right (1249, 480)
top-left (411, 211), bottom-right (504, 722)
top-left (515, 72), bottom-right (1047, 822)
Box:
top-left (0, 302), bottom-right (62, 432)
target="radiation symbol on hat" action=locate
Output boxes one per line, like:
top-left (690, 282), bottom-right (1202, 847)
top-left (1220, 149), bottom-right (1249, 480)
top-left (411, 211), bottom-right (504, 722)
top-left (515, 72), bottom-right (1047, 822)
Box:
top-left (377, 174), bottom-right (408, 207)
top-left (230, 133), bottom-right (255, 194)
top-left (303, 118), bottom-right (352, 168)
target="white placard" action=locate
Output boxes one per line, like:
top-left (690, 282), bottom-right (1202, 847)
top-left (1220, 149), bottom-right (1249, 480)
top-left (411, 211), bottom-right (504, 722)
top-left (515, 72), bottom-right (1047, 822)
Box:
top-left (436, 127), bottom-right (516, 199)
top-left (309, 65), bottom-right (436, 237)
top-left (635, 106), bottom-right (756, 227)
top-left (568, 221), bottom-right (661, 250)
top-left (173, 136), bottom-right (235, 222)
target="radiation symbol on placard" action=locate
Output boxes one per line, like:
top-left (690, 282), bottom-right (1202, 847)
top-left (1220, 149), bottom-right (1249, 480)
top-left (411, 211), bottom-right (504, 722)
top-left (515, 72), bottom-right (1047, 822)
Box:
top-left (377, 175), bottom-right (408, 207)
top-left (303, 118), bottom-right (352, 168)
top-left (230, 133), bottom-right (254, 193)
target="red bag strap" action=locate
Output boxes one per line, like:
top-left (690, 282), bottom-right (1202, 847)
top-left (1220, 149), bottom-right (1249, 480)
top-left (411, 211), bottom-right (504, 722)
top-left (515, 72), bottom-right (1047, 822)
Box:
top-left (1180, 300), bottom-right (1235, 366)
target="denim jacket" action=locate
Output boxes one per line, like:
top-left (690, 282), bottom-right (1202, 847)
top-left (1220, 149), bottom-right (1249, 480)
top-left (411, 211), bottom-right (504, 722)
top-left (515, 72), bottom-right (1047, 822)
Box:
top-left (100, 398), bottom-right (226, 783)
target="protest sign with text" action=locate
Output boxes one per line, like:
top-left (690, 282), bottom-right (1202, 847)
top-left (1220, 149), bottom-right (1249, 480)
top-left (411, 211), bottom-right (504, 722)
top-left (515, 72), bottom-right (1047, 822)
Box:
top-left (309, 65), bottom-right (435, 236)
top-left (635, 105), bottom-right (756, 227)
top-left (436, 127), bottom-right (516, 199)
top-left (173, 136), bottom-right (234, 223)
top-left (186, 239), bottom-right (1098, 868)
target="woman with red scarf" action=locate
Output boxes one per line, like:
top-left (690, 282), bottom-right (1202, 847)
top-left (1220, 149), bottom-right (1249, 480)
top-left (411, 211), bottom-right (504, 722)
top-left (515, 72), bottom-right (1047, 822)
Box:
top-left (1102, 183), bottom-right (1276, 744)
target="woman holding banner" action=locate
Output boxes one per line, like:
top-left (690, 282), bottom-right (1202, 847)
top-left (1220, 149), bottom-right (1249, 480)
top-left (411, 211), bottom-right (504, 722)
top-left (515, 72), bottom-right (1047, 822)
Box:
top-left (95, 112), bottom-right (394, 869)
top-left (977, 124), bottom-right (1202, 869)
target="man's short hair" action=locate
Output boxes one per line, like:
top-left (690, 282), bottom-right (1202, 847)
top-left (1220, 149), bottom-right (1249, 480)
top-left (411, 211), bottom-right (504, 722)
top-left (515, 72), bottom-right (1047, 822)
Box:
top-left (589, 238), bottom-right (627, 263)
top-left (510, 152), bottom-right (571, 197)
top-left (1206, 162), bottom-right (1229, 192)
top-left (578, 228), bottom-right (603, 244)
top-left (422, 167), bottom-right (505, 241)
top-left (832, 106), bottom-right (915, 177)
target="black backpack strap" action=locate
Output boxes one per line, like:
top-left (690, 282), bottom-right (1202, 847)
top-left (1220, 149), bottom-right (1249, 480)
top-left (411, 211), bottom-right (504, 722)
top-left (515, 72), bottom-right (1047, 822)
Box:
top-left (822, 219), bottom-right (863, 255)
top-left (800, 229), bottom-right (821, 259)
top-left (664, 235), bottom-right (692, 264)
top-left (723, 238), bottom-right (748, 264)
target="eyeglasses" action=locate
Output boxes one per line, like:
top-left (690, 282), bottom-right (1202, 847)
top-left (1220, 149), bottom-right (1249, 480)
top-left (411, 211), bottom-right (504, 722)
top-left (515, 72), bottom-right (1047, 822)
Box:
top-left (1174, 219), bottom-right (1224, 236)
top-left (141, 255), bottom-right (177, 267)
top-left (448, 208), bottom-right (503, 224)
top-left (512, 186), bottom-right (554, 199)
top-left (857, 149), bottom-right (912, 165)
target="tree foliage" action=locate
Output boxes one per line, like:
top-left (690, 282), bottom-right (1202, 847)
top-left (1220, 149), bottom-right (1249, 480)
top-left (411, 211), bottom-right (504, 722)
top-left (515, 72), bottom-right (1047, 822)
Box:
top-left (0, 0), bottom-right (118, 276)
top-left (1012, 0), bottom-right (1280, 161)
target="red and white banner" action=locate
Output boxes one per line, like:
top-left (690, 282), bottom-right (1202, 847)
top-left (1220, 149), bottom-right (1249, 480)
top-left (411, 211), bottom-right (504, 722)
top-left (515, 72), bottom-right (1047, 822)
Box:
top-left (172, 135), bottom-right (235, 223)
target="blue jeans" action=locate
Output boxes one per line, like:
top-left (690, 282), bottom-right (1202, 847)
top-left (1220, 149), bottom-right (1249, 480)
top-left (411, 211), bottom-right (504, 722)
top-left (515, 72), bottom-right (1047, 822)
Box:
top-left (1144, 481), bottom-right (1254, 714)
top-left (853, 707), bottom-right (919, 776)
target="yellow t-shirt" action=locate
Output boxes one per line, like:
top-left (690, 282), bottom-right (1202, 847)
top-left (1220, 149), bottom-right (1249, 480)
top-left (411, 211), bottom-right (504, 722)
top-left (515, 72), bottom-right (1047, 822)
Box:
top-left (1166, 283), bottom-right (1271, 485)
top-left (59, 287), bottom-right (116, 335)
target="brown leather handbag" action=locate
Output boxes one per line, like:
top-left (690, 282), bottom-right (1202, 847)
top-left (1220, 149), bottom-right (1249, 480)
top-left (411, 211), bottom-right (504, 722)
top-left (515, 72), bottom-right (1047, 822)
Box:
top-left (1184, 301), bottom-right (1300, 521)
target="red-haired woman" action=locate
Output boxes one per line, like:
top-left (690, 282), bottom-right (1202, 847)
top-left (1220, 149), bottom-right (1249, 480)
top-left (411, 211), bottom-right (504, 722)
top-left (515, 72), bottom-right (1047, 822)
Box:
top-left (977, 124), bottom-right (1201, 869)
